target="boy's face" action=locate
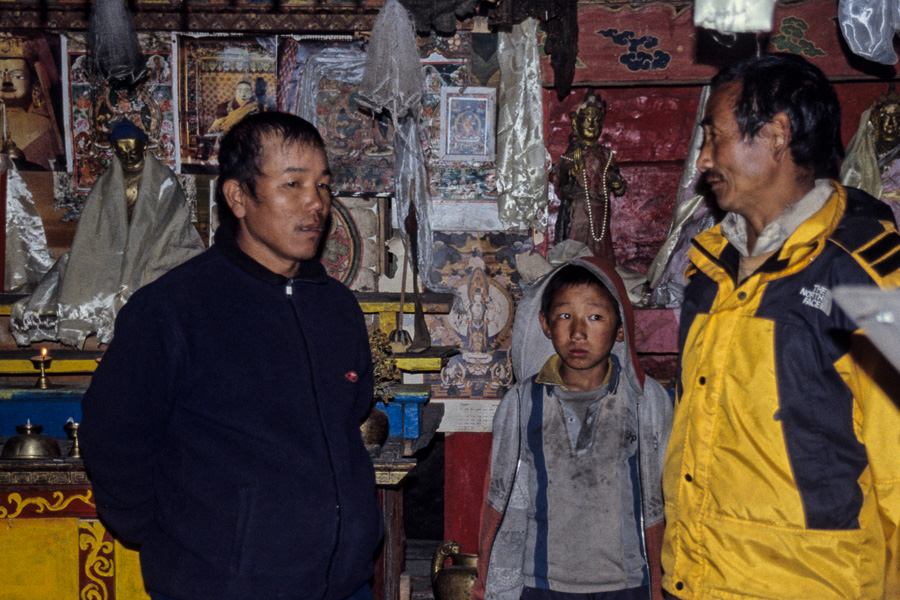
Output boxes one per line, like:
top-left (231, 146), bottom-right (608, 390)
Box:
top-left (539, 282), bottom-right (624, 391)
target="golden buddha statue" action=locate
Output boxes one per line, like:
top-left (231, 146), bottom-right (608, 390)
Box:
top-left (111, 130), bottom-right (147, 222)
top-left (0, 36), bottom-right (62, 170)
top-left (871, 87), bottom-right (900, 170)
top-left (550, 91), bottom-right (627, 262)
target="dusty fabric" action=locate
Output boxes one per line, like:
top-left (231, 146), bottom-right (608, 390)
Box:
top-left (497, 18), bottom-right (548, 231)
top-left (3, 161), bottom-right (55, 292)
top-left (357, 0), bottom-right (438, 289)
top-left (646, 86), bottom-right (713, 307)
top-left (839, 0), bottom-right (900, 65)
top-left (476, 256), bottom-right (673, 600)
top-left (11, 152), bottom-right (204, 347)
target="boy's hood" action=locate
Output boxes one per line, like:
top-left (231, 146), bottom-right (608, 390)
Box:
top-left (509, 256), bottom-right (646, 392)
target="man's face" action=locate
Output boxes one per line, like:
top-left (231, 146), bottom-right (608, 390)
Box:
top-left (112, 137), bottom-right (147, 173)
top-left (539, 282), bottom-right (624, 391)
top-left (697, 81), bottom-right (777, 218)
top-left (235, 83), bottom-right (253, 105)
top-left (226, 136), bottom-right (332, 277)
top-left (0, 58), bottom-right (32, 109)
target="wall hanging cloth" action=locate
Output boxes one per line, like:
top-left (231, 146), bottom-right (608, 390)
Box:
top-left (11, 153), bottom-right (204, 347)
top-left (839, 0), bottom-right (900, 65)
top-left (497, 18), bottom-right (548, 231)
top-left (2, 159), bottom-right (55, 293)
top-left (486, 0), bottom-right (578, 100)
top-left (357, 0), bottom-right (440, 290)
top-left (398, 0), bottom-right (480, 34)
top-left (87, 0), bottom-right (145, 83)
top-left (841, 108), bottom-right (883, 199)
top-left (694, 0), bottom-right (777, 33)
top-left (646, 86), bottom-right (717, 308)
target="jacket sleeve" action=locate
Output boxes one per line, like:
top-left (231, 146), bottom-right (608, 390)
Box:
top-left (472, 386), bottom-right (523, 600)
top-left (847, 333), bottom-right (900, 597)
top-left (79, 294), bottom-right (184, 545)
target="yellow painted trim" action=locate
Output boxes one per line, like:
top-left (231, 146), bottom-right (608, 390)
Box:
top-left (395, 357), bottom-right (442, 372)
top-left (0, 359), bottom-right (99, 375)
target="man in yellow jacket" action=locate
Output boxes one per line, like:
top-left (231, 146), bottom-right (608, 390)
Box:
top-left (663, 52), bottom-right (900, 600)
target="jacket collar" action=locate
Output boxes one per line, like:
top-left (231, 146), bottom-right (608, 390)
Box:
top-left (690, 181), bottom-right (845, 283)
top-left (213, 218), bottom-right (329, 286)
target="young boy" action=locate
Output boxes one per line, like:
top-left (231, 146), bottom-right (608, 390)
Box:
top-left (474, 257), bottom-right (673, 600)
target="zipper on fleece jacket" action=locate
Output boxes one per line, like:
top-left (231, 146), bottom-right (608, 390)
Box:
top-left (285, 278), bottom-right (343, 599)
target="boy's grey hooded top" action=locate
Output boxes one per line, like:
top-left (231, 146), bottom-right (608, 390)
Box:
top-left (473, 256), bottom-right (673, 600)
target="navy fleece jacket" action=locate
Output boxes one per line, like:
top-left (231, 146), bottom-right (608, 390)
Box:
top-left (80, 220), bottom-right (383, 600)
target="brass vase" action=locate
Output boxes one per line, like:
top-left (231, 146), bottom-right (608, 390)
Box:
top-left (431, 540), bottom-right (477, 600)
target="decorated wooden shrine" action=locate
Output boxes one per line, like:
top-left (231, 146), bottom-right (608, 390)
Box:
top-left (0, 0), bottom-right (898, 598)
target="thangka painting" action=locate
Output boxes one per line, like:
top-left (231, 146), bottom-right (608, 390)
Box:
top-left (64, 32), bottom-right (176, 195)
top-left (419, 32), bottom-right (498, 203)
top-left (321, 195), bottom-right (390, 292)
top-left (0, 33), bottom-right (66, 171)
top-left (439, 86), bottom-right (496, 162)
top-left (278, 38), bottom-right (394, 194)
top-left (178, 35), bottom-right (277, 171)
top-left (425, 231), bottom-right (532, 399)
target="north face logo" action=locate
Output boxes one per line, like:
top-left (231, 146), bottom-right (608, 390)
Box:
top-left (800, 284), bottom-right (832, 315)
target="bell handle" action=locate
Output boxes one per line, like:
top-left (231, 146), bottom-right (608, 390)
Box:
top-left (431, 539), bottom-right (461, 583)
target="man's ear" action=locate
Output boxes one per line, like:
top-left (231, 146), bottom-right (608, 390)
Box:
top-left (769, 112), bottom-right (792, 161)
top-left (222, 179), bottom-right (248, 219)
top-left (616, 325), bottom-right (625, 343)
top-left (539, 311), bottom-right (552, 340)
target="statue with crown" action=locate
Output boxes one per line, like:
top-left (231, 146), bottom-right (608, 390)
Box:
top-left (550, 90), bottom-right (627, 262)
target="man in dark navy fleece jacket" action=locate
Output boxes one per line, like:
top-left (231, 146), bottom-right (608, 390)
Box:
top-left (80, 112), bottom-right (383, 600)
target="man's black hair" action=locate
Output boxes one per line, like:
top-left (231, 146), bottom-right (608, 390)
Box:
top-left (711, 52), bottom-right (843, 179)
top-left (540, 264), bottom-right (622, 328)
top-left (215, 111), bottom-right (326, 225)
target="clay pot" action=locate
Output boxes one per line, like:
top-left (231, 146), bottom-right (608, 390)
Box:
top-left (359, 403), bottom-right (389, 452)
top-left (431, 540), bottom-right (477, 600)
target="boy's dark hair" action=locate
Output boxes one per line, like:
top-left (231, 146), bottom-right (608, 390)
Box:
top-left (540, 264), bottom-right (622, 328)
top-left (215, 111), bottom-right (326, 225)
top-left (711, 53), bottom-right (843, 180)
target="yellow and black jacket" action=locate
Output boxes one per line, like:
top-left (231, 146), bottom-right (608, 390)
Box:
top-left (662, 182), bottom-right (900, 600)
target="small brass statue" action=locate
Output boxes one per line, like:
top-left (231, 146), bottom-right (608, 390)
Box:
top-left (871, 87), bottom-right (900, 171)
top-left (550, 90), bottom-right (627, 262)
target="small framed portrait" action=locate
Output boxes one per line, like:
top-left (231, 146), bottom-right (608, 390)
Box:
top-left (439, 86), bottom-right (496, 162)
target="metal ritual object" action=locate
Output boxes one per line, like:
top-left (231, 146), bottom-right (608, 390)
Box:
top-left (389, 236), bottom-right (413, 353)
top-left (63, 420), bottom-right (81, 458)
top-left (1, 422), bottom-right (62, 459)
top-left (31, 349), bottom-right (53, 389)
top-left (405, 204), bottom-right (431, 354)
top-left (431, 540), bottom-right (477, 600)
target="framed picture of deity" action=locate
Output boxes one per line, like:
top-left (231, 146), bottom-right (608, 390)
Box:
top-left (439, 86), bottom-right (496, 163)
top-left (177, 35), bottom-right (277, 172)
